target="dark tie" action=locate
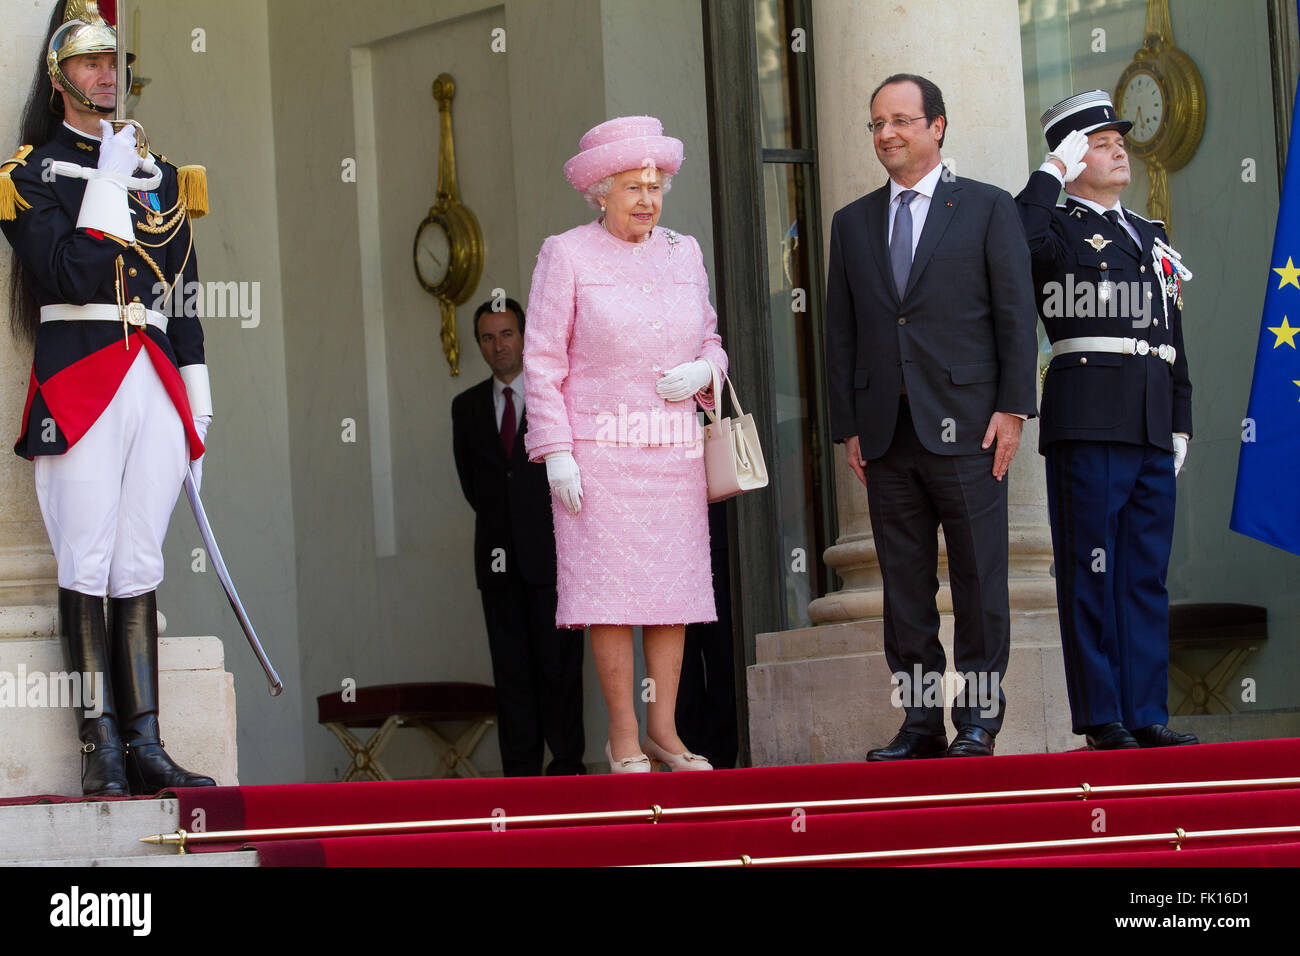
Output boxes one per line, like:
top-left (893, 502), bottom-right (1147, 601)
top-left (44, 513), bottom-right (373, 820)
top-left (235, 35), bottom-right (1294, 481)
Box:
top-left (500, 386), bottom-right (516, 454)
top-left (890, 189), bottom-right (916, 298)
top-left (1104, 209), bottom-right (1140, 256)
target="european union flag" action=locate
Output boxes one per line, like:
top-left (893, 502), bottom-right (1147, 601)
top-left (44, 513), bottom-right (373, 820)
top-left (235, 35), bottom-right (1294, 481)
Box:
top-left (1230, 75), bottom-right (1300, 555)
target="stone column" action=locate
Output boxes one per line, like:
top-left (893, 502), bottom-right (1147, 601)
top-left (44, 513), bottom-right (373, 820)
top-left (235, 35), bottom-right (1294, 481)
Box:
top-left (748, 0), bottom-right (1071, 762)
top-left (0, 0), bottom-right (62, 638)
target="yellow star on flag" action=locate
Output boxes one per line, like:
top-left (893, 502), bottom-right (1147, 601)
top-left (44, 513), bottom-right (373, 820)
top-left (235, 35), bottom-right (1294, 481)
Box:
top-left (1294, 380), bottom-right (1300, 400)
top-left (1269, 316), bottom-right (1300, 348)
top-left (1275, 257), bottom-right (1300, 290)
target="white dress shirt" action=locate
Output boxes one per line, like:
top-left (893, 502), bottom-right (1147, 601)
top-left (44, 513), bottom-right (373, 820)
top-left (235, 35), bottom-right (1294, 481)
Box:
top-left (887, 160), bottom-right (947, 255)
top-left (493, 370), bottom-right (525, 431)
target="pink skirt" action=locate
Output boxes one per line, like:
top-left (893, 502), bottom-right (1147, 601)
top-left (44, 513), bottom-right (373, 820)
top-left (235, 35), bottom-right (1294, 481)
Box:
top-left (552, 439), bottom-right (716, 628)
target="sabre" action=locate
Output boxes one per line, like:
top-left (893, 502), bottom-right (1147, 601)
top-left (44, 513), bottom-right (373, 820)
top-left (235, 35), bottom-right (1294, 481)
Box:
top-left (112, 0), bottom-right (153, 165)
top-left (184, 471), bottom-right (284, 696)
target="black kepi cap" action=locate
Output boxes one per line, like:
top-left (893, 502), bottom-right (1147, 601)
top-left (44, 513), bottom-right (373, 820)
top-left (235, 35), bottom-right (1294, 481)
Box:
top-left (1040, 90), bottom-right (1132, 151)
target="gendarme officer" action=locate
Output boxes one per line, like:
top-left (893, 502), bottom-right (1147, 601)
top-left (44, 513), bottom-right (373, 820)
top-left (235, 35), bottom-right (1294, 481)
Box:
top-left (1, 0), bottom-right (216, 795)
top-left (1016, 90), bottom-right (1196, 751)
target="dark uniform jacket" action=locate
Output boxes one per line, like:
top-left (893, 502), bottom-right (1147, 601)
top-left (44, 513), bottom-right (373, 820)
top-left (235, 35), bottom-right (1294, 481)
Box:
top-left (451, 377), bottom-right (559, 592)
top-left (1, 123), bottom-right (205, 459)
top-left (1016, 169), bottom-right (1192, 453)
top-left (825, 174), bottom-right (1040, 459)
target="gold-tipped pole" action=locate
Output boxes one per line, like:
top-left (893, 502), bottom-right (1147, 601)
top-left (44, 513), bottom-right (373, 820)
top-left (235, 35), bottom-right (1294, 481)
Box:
top-left (637, 824), bottom-right (1300, 867)
top-left (136, 775), bottom-right (1300, 852)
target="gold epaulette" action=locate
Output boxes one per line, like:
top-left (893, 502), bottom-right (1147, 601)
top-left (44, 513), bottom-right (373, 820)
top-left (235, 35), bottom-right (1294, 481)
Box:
top-left (0, 145), bottom-right (34, 221)
top-left (176, 164), bottom-right (208, 219)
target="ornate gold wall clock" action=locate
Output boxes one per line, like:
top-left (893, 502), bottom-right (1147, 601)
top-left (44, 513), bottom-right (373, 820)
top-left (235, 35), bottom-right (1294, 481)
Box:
top-left (413, 73), bottom-right (483, 375)
top-left (1114, 0), bottom-right (1206, 234)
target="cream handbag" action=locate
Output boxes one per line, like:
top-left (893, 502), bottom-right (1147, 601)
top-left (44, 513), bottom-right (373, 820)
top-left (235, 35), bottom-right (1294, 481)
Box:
top-left (702, 361), bottom-right (769, 502)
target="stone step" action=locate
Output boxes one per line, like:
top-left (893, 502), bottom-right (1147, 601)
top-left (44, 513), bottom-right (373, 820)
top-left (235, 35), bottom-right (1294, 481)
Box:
top-left (0, 632), bottom-right (239, 798)
top-left (0, 798), bottom-right (180, 862)
top-left (6, 851), bottom-right (258, 867)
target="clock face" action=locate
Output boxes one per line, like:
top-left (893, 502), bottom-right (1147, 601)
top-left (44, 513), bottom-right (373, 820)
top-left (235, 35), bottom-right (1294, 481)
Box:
top-left (415, 218), bottom-right (451, 290)
top-left (1121, 71), bottom-right (1164, 146)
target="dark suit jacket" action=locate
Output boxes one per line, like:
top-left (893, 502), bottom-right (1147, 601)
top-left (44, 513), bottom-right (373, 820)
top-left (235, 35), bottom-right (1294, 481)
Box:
top-left (1015, 169), bottom-right (1192, 453)
top-left (825, 173), bottom-right (1040, 459)
top-left (451, 377), bottom-right (558, 591)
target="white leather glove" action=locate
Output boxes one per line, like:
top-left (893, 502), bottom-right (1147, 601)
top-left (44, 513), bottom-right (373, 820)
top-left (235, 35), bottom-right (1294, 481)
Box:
top-left (77, 121), bottom-right (141, 240)
top-left (656, 359), bottom-right (713, 402)
top-left (545, 450), bottom-right (582, 515)
top-left (1172, 433), bottom-right (1188, 478)
top-left (190, 415), bottom-right (212, 492)
top-left (97, 120), bottom-right (140, 177)
top-left (1047, 129), bottom-right (1089, 183)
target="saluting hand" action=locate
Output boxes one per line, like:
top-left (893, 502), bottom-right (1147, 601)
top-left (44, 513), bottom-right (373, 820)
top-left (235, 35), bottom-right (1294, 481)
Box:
top-left (982, 412), bottom-right (1023, 481)
top-left (1047, 129), bottom-right (1089, 183)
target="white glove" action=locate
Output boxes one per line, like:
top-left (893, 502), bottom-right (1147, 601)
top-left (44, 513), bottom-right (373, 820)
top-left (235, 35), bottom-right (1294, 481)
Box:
top-left (190, 415), bottom-right (212, 492)
top-left (76, 121), bottom-right (140, 240)
top-left (1047, 129), bottom-right (1089, 183)
top-left (656, 359), bottom-right (713, 402)
top-left (97, 120), bottom-right (140, 177)
top-left (1172, 433), bottom-right (1188, 478)
top-left (545, 450), bottom-right (582, 515)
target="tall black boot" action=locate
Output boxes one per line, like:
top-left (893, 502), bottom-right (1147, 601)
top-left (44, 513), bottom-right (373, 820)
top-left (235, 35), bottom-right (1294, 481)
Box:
top-left (58, 588), bottom-right (129, 797)
top-left (108, 591), bottom-right (216, 794)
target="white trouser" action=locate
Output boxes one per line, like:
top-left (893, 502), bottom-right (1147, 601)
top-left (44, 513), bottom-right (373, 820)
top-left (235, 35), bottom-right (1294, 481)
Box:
top-left (35, 349), bottom-right (188, 598)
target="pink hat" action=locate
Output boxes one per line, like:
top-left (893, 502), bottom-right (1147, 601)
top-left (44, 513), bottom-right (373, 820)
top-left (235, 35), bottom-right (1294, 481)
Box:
top-left (563, 115), bottom-right (684, 191)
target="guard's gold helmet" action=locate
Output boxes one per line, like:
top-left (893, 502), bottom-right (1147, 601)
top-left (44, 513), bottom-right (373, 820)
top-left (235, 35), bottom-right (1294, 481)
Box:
top-left (46, 1), bottom-right (134, 114)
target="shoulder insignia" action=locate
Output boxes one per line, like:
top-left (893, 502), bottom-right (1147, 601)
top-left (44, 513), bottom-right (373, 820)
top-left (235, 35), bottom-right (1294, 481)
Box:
top-left (0, 145), bottom-right (34, 220)
top-left (176, 164), bottom-right (208, 219)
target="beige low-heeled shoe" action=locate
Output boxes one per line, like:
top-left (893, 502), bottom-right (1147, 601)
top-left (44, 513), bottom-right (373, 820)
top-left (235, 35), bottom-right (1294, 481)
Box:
top-left (605, 740), bottom-right (652, 773)
top-left (642, 735), bottom-right (713, 771)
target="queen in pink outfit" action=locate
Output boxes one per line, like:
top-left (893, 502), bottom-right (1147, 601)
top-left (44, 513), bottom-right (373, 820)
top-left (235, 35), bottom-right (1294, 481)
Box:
top-left (524, 116), bottom-right (727, 774)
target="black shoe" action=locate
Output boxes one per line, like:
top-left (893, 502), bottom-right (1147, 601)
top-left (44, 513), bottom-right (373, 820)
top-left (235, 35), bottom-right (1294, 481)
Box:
top-left (866, 731), bottom-right (948, 761)
top-left (946, 726), bottom-right (995, 757)
top-left (59, 588), bottom-right (129, 797)
top-left (108, 592), bottom-right (217, 794)
top-left (1084, 722), bottom-right (1140, 750)
top-left (1132, 724), bottom-right (1198, 748)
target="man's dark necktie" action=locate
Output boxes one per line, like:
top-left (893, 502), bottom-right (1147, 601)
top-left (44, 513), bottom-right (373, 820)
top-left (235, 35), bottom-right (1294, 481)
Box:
top-left (890, 189), bottom-right (916, 298)
top-left (500, 386), bottom-right (516, 454)
top-left (1103, 209), bottom-right (1140, 257)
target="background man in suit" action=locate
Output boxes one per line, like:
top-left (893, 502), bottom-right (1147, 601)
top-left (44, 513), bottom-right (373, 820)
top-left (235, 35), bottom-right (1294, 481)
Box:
top-left (452, 298), bottom-right (586, 776)
top-left (825, 74), bottom-right (1039, 760)
top-left (1016, 91), bottom-right (1196, 751)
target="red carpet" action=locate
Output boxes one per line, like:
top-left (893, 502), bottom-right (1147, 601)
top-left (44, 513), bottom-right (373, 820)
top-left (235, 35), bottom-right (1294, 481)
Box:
top-left (156, 738), bottom-right (1300, 866)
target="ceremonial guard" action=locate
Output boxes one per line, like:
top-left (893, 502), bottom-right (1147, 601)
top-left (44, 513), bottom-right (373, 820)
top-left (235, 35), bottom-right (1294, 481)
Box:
top-left (1016, 90), bottom-right (1196, 751)
top-left (1, 1), bottom-right (216, 794)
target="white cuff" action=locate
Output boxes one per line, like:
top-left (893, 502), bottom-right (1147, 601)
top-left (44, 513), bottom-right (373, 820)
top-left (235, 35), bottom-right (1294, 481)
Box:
top-left (76, 175), bottom-right (135, 242)
top-left (1038, 161), bottom-right (1066, 184)
top-left (180, 364), bottom-right (213, 418)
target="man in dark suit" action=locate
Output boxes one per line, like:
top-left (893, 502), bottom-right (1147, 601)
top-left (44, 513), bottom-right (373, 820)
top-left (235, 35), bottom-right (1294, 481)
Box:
top-left (825, 74), bottom-right (1039, 760)
top-left (451, 298), bottom-right (586, 776)
top-left (1016, 91), bottom-right (1196, 751)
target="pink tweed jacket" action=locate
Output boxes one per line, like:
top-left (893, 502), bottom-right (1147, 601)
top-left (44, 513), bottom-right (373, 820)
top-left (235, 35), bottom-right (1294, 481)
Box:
top-left (523, 220), bottom-right (728, 461)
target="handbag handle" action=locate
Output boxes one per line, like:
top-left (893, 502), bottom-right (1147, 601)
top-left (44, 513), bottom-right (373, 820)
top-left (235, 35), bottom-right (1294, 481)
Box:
top-left (703, 359), bottom-right (746, 425)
